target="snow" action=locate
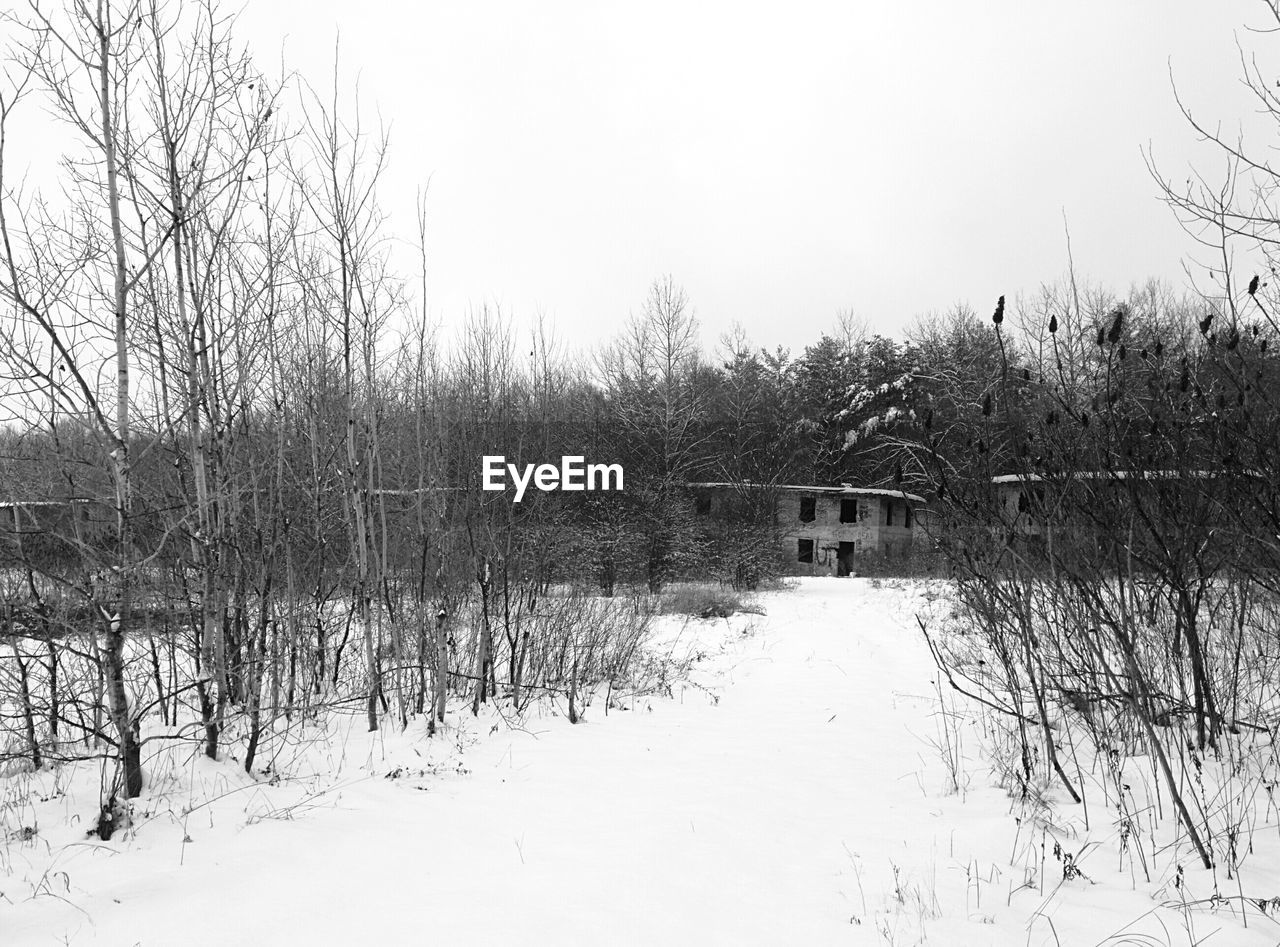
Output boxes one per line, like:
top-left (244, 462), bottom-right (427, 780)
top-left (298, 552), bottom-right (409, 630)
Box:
top-left (3, 579), bottom-right (1277, 945)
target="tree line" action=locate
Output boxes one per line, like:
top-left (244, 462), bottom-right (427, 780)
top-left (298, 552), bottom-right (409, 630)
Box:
top-left (3, 0), bottom-right (1278, 851)
top-left (0, 0), bottom-right (998, 815)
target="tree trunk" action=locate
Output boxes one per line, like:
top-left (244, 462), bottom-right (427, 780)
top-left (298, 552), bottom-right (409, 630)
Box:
top-left (98, 0), bottom-right (142, 800)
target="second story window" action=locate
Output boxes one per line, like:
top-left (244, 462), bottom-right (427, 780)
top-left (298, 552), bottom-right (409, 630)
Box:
top-left (1017, 486), bottom-right (1045, 514)
top-left (799, 496), bottom-right (816, 522)
top-left (885, 501), bottom-right (895, 527)
top-left (840, 498), bottom-right (857, 523)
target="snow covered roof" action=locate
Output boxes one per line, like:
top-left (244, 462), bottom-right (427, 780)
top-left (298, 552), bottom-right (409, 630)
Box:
top-left (686, 482), bottom-right (926, 504)
top-left (991, 470), bottom-right (1249, 485)
top-left (0, 497), bottom-right (102, 509)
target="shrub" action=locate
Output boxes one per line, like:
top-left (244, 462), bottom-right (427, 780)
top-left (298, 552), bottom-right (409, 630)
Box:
top-left (656, 583), bottom-right (763, 619)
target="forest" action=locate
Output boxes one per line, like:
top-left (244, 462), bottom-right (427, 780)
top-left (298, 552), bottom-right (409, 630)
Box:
top-left (3, 1), bottom-right (1280, 902)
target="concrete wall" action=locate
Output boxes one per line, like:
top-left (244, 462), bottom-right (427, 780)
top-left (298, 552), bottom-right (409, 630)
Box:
top-left (777, 492), bottom-right (924, 574)
top-left (994, 483), bottom-right (1043, 535)
top-left (778, 492), bottom-right (878, 575)
top-left (692, 486), bottom-right (927, 576)
top-left (877, 497), bottom-right (921, 559)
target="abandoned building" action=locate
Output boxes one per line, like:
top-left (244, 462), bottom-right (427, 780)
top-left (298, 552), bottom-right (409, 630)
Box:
top-left (991, 473), bottom-right (1047, 537)
top-left (989, 469), bottom-right (1256, 566)
top-left (991, 469), bottom-right (1236, 532)
top-left (0, 498), bottom-right (115, 570)
top-left (688, 482), bottom-right (928, 576)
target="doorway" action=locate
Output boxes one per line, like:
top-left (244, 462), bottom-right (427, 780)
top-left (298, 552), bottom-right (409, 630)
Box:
top-left (837, 541), bottom-right (855, 577)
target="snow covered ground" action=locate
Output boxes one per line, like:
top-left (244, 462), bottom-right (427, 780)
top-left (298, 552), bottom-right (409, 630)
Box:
top-left (3, 579), bottom-right (1277, 945)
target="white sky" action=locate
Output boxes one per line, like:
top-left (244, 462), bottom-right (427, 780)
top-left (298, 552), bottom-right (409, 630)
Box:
top-left (10, 0), bottom-right (1271, 351)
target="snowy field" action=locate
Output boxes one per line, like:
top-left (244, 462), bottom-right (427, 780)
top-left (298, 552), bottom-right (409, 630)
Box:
top-left (3, 579), bottom-right (1277, 945)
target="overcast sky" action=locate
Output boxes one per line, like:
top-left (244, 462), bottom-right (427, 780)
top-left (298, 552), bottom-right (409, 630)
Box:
top-left (17, 1), bottom-right (1270, 352)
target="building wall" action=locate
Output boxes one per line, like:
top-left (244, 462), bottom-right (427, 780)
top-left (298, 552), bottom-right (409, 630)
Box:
top-left (778, 493), bottom-right (926, 575)
top-left (0, 499), bottom-right (115, 568)
top-left (994, 482), bottom-right (1043, 535)
top-left (778, 492), bottom-right (881, 575)
top-left (877, 497), bottom-right (923, 559)
top-left (693, 486), bottom-right (926, 576)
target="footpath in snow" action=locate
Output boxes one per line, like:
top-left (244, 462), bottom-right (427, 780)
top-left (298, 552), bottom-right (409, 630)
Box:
top-left (4, 579), bottom-right (1269, 946)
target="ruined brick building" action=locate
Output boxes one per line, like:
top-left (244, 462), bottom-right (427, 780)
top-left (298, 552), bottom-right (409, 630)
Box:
top-left (688, 483), bottom-right (928, 576)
